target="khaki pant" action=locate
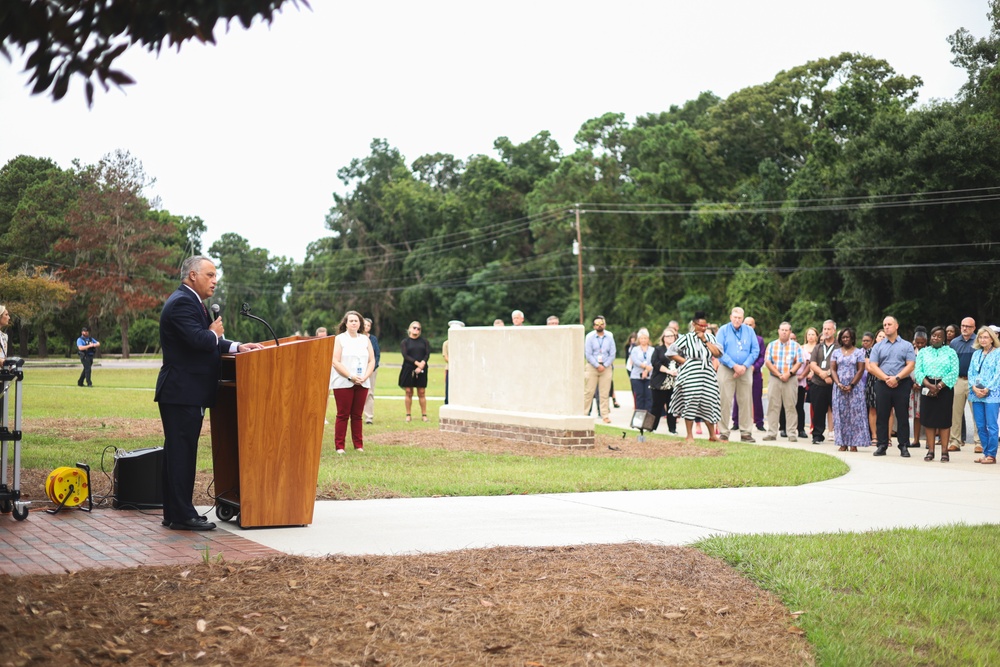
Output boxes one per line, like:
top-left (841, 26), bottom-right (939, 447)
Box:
top-left (766, 373), bottom-right (799, 436)
top-left (584, 364), bottom-right (613, 417)
top-left (950, 376), bottom-right (979, 446)
top-left (363, 368), bottom-right (378, 421)
top-left (718, 365), bottom-right (753, 437)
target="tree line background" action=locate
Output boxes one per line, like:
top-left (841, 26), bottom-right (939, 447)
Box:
top-left (2, 7), bottom-right (998, 357)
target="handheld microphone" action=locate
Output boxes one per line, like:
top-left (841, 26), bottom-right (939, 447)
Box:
top-left (211, 304), bottom-right (221, 321)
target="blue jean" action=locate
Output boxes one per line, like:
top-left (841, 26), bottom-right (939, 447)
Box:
top-left (972, 401), bottom-right (999, 459)
top-left (631, 378), bottom-right (652, 411)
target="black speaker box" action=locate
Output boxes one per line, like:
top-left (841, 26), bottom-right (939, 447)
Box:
top-left (113, 446), bottom-right (164, 509)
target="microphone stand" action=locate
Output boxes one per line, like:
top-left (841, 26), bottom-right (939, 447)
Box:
top-left (239, 303), bottom-right (280, 347)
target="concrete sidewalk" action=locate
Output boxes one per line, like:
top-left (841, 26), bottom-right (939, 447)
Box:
top-left (208, 389), bottom-right (1000, 556)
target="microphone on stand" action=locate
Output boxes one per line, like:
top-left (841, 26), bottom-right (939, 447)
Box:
top-left (239, 303), bottom-right (280, 347)
top-left (210, 303), bottom-right (221, 321)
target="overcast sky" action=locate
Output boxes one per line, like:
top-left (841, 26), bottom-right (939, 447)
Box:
top-left (0, 1), bottom-right (992, 263)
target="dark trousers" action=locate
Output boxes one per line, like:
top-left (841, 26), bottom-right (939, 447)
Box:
top-left (809, 382), bottom-right (833, 439)
top-left (631, 378), bottom-right (652, 411)
top-left (876, 379), bottom-right (912, 447)
top-left (78, 355), bottom-right (94, 385)
top-left (779, 386), bottom-right (807, 433)
top-left (158, 403), bottom-right (204, 524)
top-left (650, 388), bottom-right (677, 433)
top-left (333, 386), bottom-right (369, 450)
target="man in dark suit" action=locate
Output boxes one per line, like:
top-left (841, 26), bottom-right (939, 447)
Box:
top-left (156, 256), bottom-right (263, 530)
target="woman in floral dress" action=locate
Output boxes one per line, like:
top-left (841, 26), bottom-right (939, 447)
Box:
top-left (830, 327), bottom-right (868, 451)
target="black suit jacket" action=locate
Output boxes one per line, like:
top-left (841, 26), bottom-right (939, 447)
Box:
top-left (155, 285), bottom-right (235, 408)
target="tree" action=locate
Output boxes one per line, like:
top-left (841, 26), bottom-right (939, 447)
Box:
top-left (0, 263), bottom-right (74, 356)
top-left (1, 163), bottom-right (78, 355)
top-left (948, 0), bottom-right (1000, 110)
top-left (56, 150), bottom-right (176, 357)
top-left (0, 0), bottom-right (309, 104)
top-left (209, 232), bottom-right (292, 342)
top-left (0, 155), bottom-right (61, 237)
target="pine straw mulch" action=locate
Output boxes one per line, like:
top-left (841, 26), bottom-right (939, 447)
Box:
top-left (5, 420), bottom-right (813, 665)
top-left (2, 544), bottom-right (813, 666)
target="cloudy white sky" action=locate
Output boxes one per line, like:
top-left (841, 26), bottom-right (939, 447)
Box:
top-left (0, 1), bottom-right (992, 263)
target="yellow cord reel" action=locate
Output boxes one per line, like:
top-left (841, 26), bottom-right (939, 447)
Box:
top-left (46, 466), bottom-right (89, 507)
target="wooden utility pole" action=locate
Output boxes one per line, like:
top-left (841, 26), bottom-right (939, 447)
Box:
top-left (574, 204), bottom-right (584, 325)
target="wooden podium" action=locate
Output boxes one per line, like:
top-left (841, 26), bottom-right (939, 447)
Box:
top-left (209, 335), bottom-right (334, 528)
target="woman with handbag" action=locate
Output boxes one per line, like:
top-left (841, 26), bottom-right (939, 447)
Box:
top-left (649, 329), bottom-right (679, 434)
top-left (915, 326), bottom-right (959, 462)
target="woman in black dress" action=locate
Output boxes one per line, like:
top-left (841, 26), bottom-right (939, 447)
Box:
top-left (399, 321), bottom-right (431, 422)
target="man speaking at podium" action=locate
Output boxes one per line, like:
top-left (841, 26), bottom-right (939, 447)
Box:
top-left (155, 256), bottom-right (263, 530)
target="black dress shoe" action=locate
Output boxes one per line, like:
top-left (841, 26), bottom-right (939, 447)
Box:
top-left (779, 430), bottom-right (788, 437)
top-left (898, 444), bottom-right (910, 458)
top-left (169, 518), bottom-right (217, 531)
top-left (873, 446), bottom-right (888, 456)
top-left (812, 438), bottom-right (824, 445)
top-left (162, 515), bottom-right (208, 526)
top-left (797, 431), bottom-right (808, 439)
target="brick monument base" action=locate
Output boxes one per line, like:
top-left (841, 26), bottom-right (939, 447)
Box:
top-left (440, 417), bottom-right (594, 449)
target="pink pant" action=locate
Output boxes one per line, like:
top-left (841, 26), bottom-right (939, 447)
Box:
top-left (333, 386), bottom-right (369, 450)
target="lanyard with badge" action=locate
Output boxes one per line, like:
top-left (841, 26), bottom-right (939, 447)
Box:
top-left (595, 335), bottom-right (608, 365)
top-left (820, 343), bottom-right (834, 370)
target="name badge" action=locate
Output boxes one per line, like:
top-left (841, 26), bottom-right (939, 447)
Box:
top-left (597, 354), bottom-right (604, 364)
top-left (821, 361), bottom-right (828, 370)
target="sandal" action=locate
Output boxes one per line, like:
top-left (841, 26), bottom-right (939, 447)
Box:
top-left (924, 451), bottom-right (935, 461)
top-left (405, 414), bottom-right (411, 422)
top-left (941, 452), bottom-right (950, 463)
top-left (838, 445), bottom-right (848, 452)
top-left (422, 414), bottom-right (429, 422)
top-left (975, 456), bottom-right (996, 464)
top-left (849, 446), bottom-right (858, 452)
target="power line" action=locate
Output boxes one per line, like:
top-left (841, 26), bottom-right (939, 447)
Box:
top-left (586, 241), bottom-right (999, 254)
top-left (575, 185), bottom-right (1000, 209)
top-left (577, 191), bottom-right (1000, 216)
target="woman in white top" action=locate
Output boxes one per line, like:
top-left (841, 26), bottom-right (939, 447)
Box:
top-left (0, 305), bottom-right (9, 363)
top-left (330, 310), bottom-right (376, 453)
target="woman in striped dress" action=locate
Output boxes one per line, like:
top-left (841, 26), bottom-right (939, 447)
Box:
top-left (668, 311), bottom-right (722, 444)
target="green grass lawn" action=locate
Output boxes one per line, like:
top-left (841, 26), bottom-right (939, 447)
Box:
top-left (697, 526), bottom-right (1000, 666)
top-left (19, 367), bottom-right (847, 494)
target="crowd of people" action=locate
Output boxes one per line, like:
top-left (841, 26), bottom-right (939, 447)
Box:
top-left (589, 309), bottom-right (1000, 464)
top-left (152, 256), bottom-right (998, 535)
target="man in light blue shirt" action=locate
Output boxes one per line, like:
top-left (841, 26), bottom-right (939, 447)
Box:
top-left (869, 315), bottom-right (916, 457)
top-left (584, 315), bottom-right (616, 422)
top-left (716, 307), bottom-right (759, 442)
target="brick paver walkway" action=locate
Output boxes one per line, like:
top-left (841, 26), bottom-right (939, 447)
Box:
top-left (0, 507), bottom-right (280, 577)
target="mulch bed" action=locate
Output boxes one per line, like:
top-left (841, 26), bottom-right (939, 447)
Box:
top-left (4, 420), bottom-right (813, 665)
top-left (2, 544), bottom-right (812, 666)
